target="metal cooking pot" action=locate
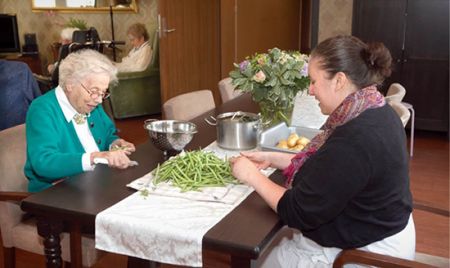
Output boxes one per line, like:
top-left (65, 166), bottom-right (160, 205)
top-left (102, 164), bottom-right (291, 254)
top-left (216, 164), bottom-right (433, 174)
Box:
top-left (205, 111), bottom-right (260, 150)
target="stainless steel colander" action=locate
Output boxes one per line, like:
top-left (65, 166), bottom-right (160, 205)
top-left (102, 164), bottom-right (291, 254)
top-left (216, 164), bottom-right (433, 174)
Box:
top-left (144, 119), bottom-right (197, 155)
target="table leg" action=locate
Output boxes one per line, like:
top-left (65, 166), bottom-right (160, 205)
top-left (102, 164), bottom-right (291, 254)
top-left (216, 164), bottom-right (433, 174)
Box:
top-left (230, 255), bottom-right (251, 268)
top-left (36, 216), bottom-right (64, 268)
top-left (69, 222), bottom-right (82, 268)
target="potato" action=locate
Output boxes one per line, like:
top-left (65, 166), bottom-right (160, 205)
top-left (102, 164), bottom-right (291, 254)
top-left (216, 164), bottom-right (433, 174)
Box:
top-left (276, 133), bottom-right (310, 151)
top-left (294, 144), bottom-right (304, 151)
top-left (277, 140), bottom-right (288, 149)
top-left (297, 136), bottom-right (310, 146)
top-left (287, 133), bottom-right (299, 148)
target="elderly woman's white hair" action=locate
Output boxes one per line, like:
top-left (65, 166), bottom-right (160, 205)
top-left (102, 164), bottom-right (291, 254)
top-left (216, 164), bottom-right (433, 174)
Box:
top-left (58, 49), bottom-right (118, 89)
top-left (60, 27), bottom-right (79, 42)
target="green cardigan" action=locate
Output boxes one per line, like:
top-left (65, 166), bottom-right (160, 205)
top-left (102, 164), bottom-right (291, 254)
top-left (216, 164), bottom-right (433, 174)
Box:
top-left (24, 89), bottom-right (119, 192)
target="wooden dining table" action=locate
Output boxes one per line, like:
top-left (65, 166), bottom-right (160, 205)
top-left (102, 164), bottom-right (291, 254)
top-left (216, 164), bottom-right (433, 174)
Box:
top-left (21, 93), bottom-right (285, 268)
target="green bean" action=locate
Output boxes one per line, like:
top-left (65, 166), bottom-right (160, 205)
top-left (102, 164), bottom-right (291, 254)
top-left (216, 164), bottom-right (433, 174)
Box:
top-left (151, 150), bottom-right (239, 192)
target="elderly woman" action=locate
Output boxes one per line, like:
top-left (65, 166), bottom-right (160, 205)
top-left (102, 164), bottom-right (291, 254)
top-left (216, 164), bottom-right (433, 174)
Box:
top-left (230, 35), bottom-right (414, 267)
top-left (25, 49), bottom-right (136, 193)
top-left (115, 23), bottom-right (152, 72)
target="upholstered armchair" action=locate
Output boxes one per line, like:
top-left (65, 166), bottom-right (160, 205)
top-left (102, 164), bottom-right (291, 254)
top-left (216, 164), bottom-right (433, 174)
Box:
top-left (107, 33), bottom-right (161, 119)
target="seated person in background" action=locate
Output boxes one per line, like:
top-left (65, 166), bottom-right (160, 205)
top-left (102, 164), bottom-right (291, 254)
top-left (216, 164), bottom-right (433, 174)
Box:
top-left (115, 23), bottom-right (152, 72)
top-left (25, 49), bottom-right (136, 192)
top-left (47, 27), bottom-right (79, 75)
top-left (230, 35), bottom-right (414, 267)
top-left (0, 60), bottom-right (41, 131)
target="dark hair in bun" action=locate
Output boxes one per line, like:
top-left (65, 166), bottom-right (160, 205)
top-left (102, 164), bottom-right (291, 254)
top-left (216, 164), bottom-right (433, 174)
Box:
top-left (311, 35), bottom-right (393, 88)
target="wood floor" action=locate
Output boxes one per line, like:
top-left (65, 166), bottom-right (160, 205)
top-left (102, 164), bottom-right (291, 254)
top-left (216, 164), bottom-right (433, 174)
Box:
top-left (1, 115), bottom-right (448, 268)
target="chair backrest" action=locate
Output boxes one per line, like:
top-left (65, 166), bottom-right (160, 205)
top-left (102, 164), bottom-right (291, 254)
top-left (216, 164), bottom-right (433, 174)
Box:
top-left (385, 83), bottom-right (406, 103)
top-left (389, 101), bottom-right (411, 127)
top-left (0, 124), bottom-right (28, 247)
top-left (218, 77), bottom-right (242, 103)
top-left (0, 124), bottom-right (27, 192)
top-left (163, 90), bottom-right (215, 121)
top-left (149, 31), bottom-right (159, 68)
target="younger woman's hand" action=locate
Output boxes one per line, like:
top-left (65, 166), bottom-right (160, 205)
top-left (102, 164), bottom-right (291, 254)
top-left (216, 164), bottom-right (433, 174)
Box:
top-left (229, 155), bottom-right (265, 187)
top-left (239, 151), bottom-right (271, 170)
top-left (241, 151), bottom-right (295, 170)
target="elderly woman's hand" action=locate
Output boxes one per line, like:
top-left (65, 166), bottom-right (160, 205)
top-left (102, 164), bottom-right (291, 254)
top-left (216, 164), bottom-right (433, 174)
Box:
top-left (110, 138), bottom-right (136, 154)
top-left (91, 151), bottom-right (133, 169)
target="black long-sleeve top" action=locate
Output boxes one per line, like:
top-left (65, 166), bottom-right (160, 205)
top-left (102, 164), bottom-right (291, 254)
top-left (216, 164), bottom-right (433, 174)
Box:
top-left (277, 104), bottom-right (412, 248)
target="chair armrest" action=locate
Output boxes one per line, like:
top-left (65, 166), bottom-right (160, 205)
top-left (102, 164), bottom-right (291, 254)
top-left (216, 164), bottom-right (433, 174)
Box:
top-left (0, 191), bottom-right (31, 202)
top-left (333, 249), bottom-right (436, 268)
top-left (117, 67), bottom-right (159, 80)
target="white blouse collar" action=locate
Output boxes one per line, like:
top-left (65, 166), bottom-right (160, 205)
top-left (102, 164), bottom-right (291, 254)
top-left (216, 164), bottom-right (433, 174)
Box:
top-left (55, 85), bottom-right (81, 123)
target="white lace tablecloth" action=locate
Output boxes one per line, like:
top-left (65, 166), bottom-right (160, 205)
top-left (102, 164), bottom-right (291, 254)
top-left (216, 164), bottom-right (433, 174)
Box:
top-left (95, 142), bottom-right (274, 267)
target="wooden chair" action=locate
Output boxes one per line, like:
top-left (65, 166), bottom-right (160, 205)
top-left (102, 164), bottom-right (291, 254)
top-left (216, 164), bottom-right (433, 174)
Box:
top-left (333, 201), bottom-right (449, 268)
top-left (163, 90), bottom-right (215, 121)
top-left (0, 124), bottom-right (101, 267)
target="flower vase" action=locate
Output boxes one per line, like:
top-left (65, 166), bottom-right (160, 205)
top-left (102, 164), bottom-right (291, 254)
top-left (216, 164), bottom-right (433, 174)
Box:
top-left (258, 101), bottom-right (294, 129)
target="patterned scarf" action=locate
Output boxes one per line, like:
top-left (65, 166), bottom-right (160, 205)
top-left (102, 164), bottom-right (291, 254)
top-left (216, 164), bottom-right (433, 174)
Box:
top-left (283, 85), bottom-right (385, 186)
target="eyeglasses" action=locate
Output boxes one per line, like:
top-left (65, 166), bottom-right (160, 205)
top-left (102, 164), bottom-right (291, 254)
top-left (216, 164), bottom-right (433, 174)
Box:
top-left (78, 81), bottom-right (110, 100)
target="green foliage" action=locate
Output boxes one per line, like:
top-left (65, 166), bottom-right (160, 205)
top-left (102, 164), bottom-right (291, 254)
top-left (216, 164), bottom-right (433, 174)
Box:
top-left (65, 17), bottom-right (88, 30)
top-left (230, 48), bottom-right (310, 125)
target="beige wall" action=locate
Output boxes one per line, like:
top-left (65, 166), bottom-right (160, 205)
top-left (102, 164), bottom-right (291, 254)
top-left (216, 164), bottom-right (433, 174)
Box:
top-left (0, 0), bottom-right (157, 70)
top-left (318, 0), bottom-right (353, 42)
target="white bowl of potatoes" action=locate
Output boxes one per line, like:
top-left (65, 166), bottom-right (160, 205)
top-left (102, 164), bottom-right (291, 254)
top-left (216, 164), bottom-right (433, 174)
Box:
top-left (259, 123), bottom-right (322, 153)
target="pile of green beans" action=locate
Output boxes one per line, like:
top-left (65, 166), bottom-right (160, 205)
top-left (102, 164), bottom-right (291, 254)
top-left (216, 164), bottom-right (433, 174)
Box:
top-left (152, 150), bottom-right (239, 192)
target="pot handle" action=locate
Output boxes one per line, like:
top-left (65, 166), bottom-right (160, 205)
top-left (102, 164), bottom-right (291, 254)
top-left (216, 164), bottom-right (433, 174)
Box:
top-left (204, 115), bottom-right (217, 126)
top-left (257, 112), bottom-right (273, 128)
top-left (143, 118), bottom-right (158, 129)
top-left (254, 117), bottom-right (265, 131)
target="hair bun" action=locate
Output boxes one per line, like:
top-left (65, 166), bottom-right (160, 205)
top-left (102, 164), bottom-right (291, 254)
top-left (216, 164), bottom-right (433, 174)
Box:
top-left (364, 42), bottom-right (393, 78)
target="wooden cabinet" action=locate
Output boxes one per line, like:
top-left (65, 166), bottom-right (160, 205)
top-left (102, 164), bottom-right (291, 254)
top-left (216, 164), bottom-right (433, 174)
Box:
top-left (158, 0), bottom-right (311, 105)
top-left (352, 0), bottom-right (449, 132)
top-left (220, 0), bottom-right (304, 77)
